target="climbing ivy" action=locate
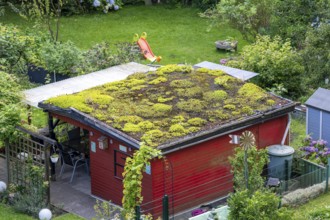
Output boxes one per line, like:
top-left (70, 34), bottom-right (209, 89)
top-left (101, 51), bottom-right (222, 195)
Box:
top-left (122, 143), bottom-right (162, 217)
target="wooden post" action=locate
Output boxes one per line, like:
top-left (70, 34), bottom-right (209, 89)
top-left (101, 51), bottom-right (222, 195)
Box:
top-left (135, 206), bottom-right (140, 220)
top-left (44, 143), bottom-right (51, 205)
top-left (48, 113), bottom-right (56, 181)
top-left (162, 194), bottom-right (169, 220)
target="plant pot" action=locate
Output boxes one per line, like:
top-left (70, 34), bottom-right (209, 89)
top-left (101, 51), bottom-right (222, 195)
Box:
top-left (50, 155), bottom-right (59, 163)
top-left (27, 64), bottom-right (70, 84)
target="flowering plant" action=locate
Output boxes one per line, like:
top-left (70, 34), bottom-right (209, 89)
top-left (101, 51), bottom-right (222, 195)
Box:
top-left (300, 136), bottom-right (330, 165)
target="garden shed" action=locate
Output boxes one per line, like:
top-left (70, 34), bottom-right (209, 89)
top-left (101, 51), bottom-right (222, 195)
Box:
top-left (305, 87), bottom-right (330, 141)
top-left (27, 62), bottom-right (296, 217)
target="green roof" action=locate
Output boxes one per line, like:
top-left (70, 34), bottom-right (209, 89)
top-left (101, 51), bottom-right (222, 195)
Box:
top-left (46, 64), bottom-right (290, 147)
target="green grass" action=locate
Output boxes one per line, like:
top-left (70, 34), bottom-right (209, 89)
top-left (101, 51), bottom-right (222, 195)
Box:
top-left (0, 204), bottom-right (85, 220)
top-left (290, 116), bottom-right (306, 151)
top-left (291, 191), bottom-right (330, 219)
top-left (2, 5), bottom-right (249, 65)
top-left (0, 204), bottom-right (35, 220)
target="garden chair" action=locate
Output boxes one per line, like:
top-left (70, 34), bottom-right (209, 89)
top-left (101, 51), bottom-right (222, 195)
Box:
top-left (58, 145), bottom-right (89, 183)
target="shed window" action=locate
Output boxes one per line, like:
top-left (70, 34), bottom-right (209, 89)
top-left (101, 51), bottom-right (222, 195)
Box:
top-left (114, 150), bottom-right (130, 179)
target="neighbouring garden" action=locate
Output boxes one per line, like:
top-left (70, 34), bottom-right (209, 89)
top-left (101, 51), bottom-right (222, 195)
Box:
top-left (1, 0), bottom-right (330, 219)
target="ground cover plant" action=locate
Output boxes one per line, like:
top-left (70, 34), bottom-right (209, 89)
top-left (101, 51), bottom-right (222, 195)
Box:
top-left (3, 5), bottom-right (248, 65)
top-left (44, 64), bottom-right (290, 147)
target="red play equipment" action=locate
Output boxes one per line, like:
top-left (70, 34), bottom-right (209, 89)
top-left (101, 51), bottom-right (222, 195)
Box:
top-left (135, 32), bottom-right (161, 63)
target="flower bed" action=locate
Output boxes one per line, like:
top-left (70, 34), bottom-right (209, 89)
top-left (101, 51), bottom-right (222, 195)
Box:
top-left (300, 136), bottom-right (330, 165)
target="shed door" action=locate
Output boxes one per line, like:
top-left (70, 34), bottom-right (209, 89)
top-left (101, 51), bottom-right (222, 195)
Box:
top-left (114, 150), bottom-right (130, 179)
top-left (322, 112), bottom-right (330, 141)
top-left (308, 107), bottom-right (321, 140)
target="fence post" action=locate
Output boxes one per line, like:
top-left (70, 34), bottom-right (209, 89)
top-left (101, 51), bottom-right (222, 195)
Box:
top-left (162, 194), bottom-right (169, 220)
top-left (44, 143), bottom-right (51, 205)
top-left (135, 206), bottom-right (140, 220)
top-left (284, 160), bottom-right (289, 191)
top-left (327, 157), bottom-right (330, 193)
top-left (5, 139), bottom-right (10, 184)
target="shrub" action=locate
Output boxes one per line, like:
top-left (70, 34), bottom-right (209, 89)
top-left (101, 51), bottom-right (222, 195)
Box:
top-left (227, 35), bottom-right (304, 99)
top-left (228, 189), bottom-right (291, 220)
top-left (0, 24), bottom-right (37, 74)
top-left (11, 160), bottom-right (48, 218)
top-left (39, 40), bottom-right (82, 76)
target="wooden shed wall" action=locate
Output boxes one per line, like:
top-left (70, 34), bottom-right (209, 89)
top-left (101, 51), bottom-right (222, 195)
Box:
top-left (307, 107), bottom-right (321, 140)
top-left (307, 107), bottom-right (330, 142)
top-left (148, 115), bottom-right (289, 217)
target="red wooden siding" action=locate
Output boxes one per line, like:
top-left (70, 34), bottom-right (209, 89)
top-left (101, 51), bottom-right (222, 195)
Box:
top-left (149, 115), bottom-right (289, 216)
top-left (51, 112), bottom-right (289, 215)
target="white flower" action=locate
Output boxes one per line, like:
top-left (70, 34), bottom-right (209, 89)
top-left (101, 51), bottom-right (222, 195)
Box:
top-left (93, 0), bottom-right (101, 7)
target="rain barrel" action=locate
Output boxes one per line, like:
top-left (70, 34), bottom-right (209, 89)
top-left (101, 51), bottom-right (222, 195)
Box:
top-left (267, 145), bottom-right (295, 180)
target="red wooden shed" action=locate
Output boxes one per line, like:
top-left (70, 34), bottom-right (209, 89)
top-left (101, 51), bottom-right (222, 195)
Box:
top-left (37, 64), bottom-right (295, 217)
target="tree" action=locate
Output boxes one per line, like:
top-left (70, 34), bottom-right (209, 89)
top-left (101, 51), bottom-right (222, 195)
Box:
top-left (9, 0), bottom-right (63, 42)
top-left (301, 24), bottom-right (330, 92)
top-left (206, 0), bottom-right (274, 40)
top-left (0, 71), bottom-right (22, 143)
top-left (270, 0), bottom-right (330, 48)
top-left (227, 35), bottom-right (304, 99)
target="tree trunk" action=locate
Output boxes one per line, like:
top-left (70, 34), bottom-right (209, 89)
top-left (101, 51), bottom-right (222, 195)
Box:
top-left (145, 0), bottom-right (152, 5)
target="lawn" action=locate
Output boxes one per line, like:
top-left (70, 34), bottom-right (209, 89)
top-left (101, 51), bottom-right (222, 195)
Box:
top-left (2, 5), bottom-right (248, 65)
top-left (0, 204), bottom-right (85, 220)
top-left (292, 191), bottom-right (330, 219)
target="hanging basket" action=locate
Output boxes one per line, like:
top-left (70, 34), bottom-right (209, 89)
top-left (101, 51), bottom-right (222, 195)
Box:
top-left (50, 155), bottom-right (59, 163)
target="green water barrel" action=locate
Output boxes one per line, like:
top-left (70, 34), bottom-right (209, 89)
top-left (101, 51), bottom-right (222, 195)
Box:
top-left (267, 145), bottom-right (295, 180)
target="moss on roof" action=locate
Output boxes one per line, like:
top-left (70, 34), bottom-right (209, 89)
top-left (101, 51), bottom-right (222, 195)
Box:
top-left (46, 64), bottom-right (288, 147)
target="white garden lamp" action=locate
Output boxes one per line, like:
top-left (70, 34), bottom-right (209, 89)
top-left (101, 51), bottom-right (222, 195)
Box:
top-left (0, 181), bottom-right (6, 193)
top-left (39, 208), bottom-right (52, 220)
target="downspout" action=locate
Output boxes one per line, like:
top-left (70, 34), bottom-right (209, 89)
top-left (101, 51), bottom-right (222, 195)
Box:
top-left (281, 114), bottom-right (291, 145)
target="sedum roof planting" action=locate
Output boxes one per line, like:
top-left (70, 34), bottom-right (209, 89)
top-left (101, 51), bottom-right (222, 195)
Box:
top-left (45, 65), bottom-right (291, 147)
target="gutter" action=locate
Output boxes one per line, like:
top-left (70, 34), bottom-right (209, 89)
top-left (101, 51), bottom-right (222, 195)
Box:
top-left (159, 102), bottom-right (297, 155)
top-left (281, 113), bottom-right (291, 145)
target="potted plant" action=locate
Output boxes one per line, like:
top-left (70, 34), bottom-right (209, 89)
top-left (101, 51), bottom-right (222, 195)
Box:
top-left (50, 154), bottom-right (59, 163)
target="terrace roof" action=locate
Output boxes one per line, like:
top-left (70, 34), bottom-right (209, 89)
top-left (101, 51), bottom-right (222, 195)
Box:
top-left (23, 62), bottom-right (155, 107)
